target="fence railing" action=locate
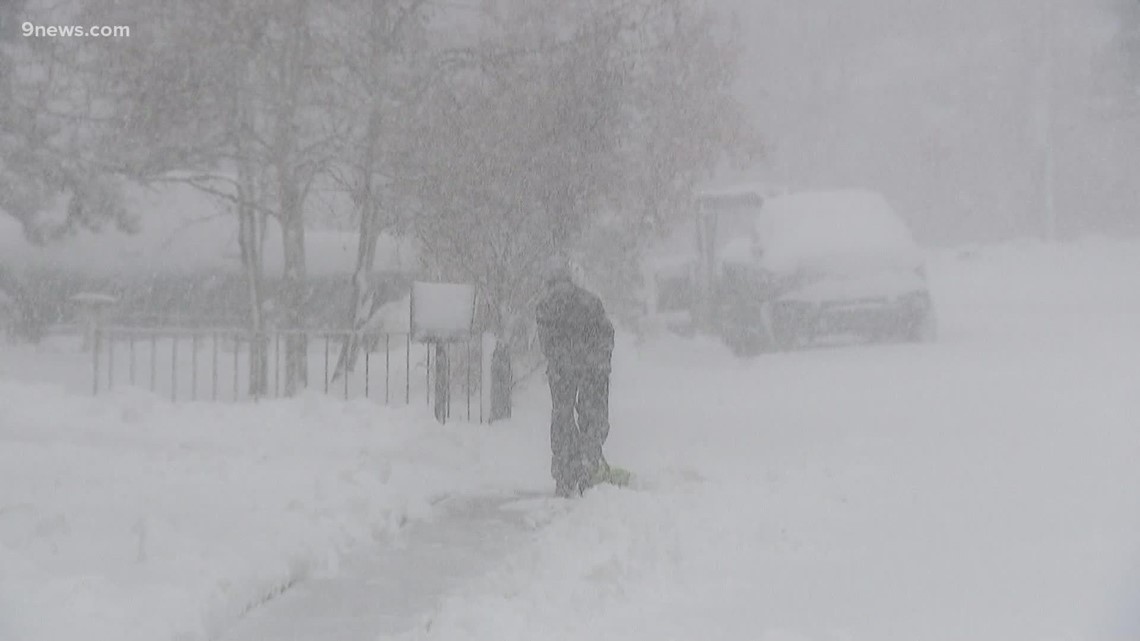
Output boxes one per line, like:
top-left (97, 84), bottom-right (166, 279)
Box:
top-left (91, 327), bottom-right (489, 422)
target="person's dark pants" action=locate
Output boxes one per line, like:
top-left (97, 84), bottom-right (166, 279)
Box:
top-left (548, 367), bottom-right (610, 494)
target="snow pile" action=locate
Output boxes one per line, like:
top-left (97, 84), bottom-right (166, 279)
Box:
top-left (931, 235), bottom-right (1140, 316)
top-left (927, 235), bottom-right (1140, 347)
top-left (757, 190), bottom-right (924, 275)
top-left (0, 384), bottom-right (549, 641)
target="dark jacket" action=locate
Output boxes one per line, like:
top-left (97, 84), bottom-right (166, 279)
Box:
top-left (536, 280), bottom-right (614, 373)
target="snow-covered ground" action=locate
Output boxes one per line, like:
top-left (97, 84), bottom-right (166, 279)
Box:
top-left (0, 387), bottom-right (550, 641)
top-left (403, 236), bottom-right (1140, 641)
top-left (3, 236), bottom-right (1140, 641)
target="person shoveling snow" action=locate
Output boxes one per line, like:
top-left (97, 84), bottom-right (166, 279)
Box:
top-left (535, 258), bottom-right (629, 497)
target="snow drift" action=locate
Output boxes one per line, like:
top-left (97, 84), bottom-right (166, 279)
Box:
top-left (0, 386), bottom-right (549, 641)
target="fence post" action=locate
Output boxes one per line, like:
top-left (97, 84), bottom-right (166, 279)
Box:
top-left (251, 331), bottom-right (261, 404)
top-left (191, 334), bottom-right (199, 401)
top-left (405, 333), bottom-right (410, 404)
top-left (150, 333), bottom-right (157, 393)
top-left (92, 326), bottom-right (102, 395)
top-left (171, 336), bottom-right (178, 402)
top-left (481, 332), bottom-right (496, 424)
top-left (212, 331), bottom-right (219, 402)
top-left (233, 333), bottom-right (239, 401)
top-left (274, 331), bottom-right (281, 398)
top-left (490, 336), bottom-right (511, 422)
top-left (466, 337), bottom-right (472, 421)
top-left (433, 342), bottom-right (447, 424)
top-left (106, 330), bottom-right (115, 389)
top-left (479, 333), bottom-right (485, 423)
top-left (364, 347), bottom-right (370, 399)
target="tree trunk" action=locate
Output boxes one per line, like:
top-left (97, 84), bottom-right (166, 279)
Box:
top-left (333, 110), bottom-right (383, 382)
top-left (280, 181), bottom-right (308, 396)
top-left (237, 161), bottom-right (269, 397)
top-left (335, 0), bottom-right (395, 381)
top-left (333, 216), bottom-right (379, 381)
top-left (276, 0), bottom-right (312, 396)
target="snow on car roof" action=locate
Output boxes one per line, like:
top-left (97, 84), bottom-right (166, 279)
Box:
top-left (756, 190), bottom-right (923, 274)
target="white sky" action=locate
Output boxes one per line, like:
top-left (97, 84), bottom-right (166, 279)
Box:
top-left (724, 0), bottom-right (1131, 244)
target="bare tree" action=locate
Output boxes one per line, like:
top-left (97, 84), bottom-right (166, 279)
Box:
top-left (0, 0), bottom-right (136, 243)
top-left (329, 0), bottom-right (432, 381)
top-left (395, 0), bottom-right (759, 406)
top-left (91, 0), bottom-right (350, 395)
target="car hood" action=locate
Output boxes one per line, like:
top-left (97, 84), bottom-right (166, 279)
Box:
top-left (779, 269), bottom-right (927, 304)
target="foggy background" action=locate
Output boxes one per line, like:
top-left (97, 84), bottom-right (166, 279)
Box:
top-left (3, 0), bottom-right (1138, 381)
top-left (729, 0), bottom-right (1136, 244)
top-left (3, 0), bottom-right (1137, 248)
top-left (6, 2), bottom-right (1140, 640)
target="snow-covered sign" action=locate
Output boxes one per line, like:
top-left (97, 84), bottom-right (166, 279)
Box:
top-left (70, 292), bottom-right (119, 350)
top-left (410, 282), bottom-right (476, 343)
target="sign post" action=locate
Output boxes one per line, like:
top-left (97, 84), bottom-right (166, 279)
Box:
top-left (409, 282), bottom-right (476, 424)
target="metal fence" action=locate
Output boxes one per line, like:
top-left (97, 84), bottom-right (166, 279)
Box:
top-left (91, 327), bottom-right (488, 421)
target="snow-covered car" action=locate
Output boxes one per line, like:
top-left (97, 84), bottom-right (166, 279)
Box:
top-left (717, 190), bottom-right (935, 353)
